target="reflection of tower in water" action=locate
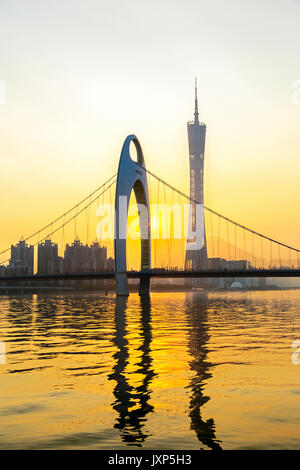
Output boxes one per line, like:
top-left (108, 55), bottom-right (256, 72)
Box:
top-left (185, 293), bottom-right (222, 450)
top-left (109, 296), bottom-right (156, 446)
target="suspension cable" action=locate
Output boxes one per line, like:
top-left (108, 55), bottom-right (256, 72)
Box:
top-left (140, 164), bottom-right (300, 254)
top-left (0, 173), bottom-right (117, 258)
top-left (0, 179), bottom-right (116, 265)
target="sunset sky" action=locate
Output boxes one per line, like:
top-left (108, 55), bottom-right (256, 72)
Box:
top-left (1, 0), bottom-right (300, 254)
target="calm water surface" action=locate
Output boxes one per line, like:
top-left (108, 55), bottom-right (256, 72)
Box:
top-left (0, 290), bottom-right (300, 449)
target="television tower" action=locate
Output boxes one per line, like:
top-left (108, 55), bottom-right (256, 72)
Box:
top-left (185, 79), bottom-right (207, 274)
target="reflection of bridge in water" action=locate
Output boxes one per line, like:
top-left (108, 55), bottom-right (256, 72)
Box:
top-left (108, 296), bottom-right (155, 446)
top-left (2, 292), bottom-right (224, 448)
top-left (1, 134), bottom-right (300, 295)
top-left (108, 294), bottom-right (222, 449)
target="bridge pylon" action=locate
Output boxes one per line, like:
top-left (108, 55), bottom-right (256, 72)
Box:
top-left (114, 135), bottom-right (151, 296)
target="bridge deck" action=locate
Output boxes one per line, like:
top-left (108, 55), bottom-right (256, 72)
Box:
top-left (0, 269), bottom-right (300, 283)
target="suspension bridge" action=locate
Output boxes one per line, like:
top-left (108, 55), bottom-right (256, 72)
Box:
top-left (0, 135), bottom-right (299, 295)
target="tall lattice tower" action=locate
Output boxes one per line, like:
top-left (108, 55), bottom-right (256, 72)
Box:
top-left (185, 79), bottom-right (207, 273)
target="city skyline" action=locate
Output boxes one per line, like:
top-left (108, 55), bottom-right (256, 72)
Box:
top-left (1, 78), bottom-right (299, 278)
top-left (0, 237), bottom-right (113, 276)
top-left (1, 0), bottom-right (300, 254)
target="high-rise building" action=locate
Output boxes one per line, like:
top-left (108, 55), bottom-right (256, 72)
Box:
top-left (64, 238), bottom-right (89, 273)
top-left (89, 241), bottom-right (107, 271)
top-left (38, 239), bottom-right (63, 274)
top-left (185, 79), bottom-right (207, 272)
top-left (0, 265), bottom-right (8, 278)
top-left (63, 238), bottom-right (108, 273)
top-left (9, 239), bottom-right (34, 275)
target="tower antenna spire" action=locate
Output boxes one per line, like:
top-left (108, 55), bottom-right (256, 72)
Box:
top-left (194, 77), bottom-right (199, 124)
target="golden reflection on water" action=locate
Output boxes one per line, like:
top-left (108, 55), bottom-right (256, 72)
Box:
top-left (0, 290), bottom-right (300, 449)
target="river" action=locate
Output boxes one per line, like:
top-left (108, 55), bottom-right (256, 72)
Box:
top-left (0, 290), bottom-right (300, 449)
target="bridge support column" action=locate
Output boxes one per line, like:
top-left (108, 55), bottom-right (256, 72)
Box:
top-left (139, 273), bottom-right (151, 296)
top-left (114, 135), bottom-right (151, 296)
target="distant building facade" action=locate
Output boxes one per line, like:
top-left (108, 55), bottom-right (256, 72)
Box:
top-left (63, 238), bottom-right (108, 273)
top-left (9, 239), bottom-right (34, 275)
top-left (207, 257), bottom-right (266, 289)
top-left (106, 257), bottom-right (115, 272)
top-left (1, 237), bottom-right (113, 282)
top-left (38, 239), bottom-right (63, 274)
top-left (0, 265), bottom-right (8, 278)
